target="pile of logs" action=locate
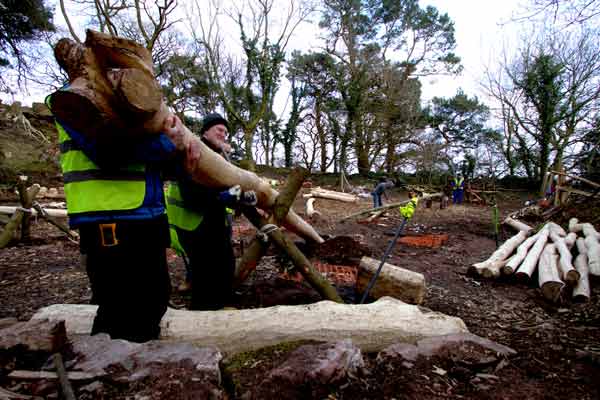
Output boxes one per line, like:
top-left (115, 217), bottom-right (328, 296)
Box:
top-left (469, 217), bottom-right (600, 303)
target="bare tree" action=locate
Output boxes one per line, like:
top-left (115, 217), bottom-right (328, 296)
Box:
top-left (188, 0), bottom-right (314, 170)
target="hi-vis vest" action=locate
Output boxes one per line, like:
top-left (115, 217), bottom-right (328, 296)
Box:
top-left (166, 183), bottom-right (203, 232)
top-left (47, 98), bottom-right (147, 216)
top-left (399, 196), bottom-right (419, 219)
top-left (453, 177), bottom-right (464, 189)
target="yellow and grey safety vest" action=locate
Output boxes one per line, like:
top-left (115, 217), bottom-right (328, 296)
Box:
top-left (53, 125), bottom-right (146, 217)
top-left (399, 196), bottom-right (419, 219)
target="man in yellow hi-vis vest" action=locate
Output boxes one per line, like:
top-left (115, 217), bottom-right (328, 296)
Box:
top-left (46, 88), bottom-right (188, 343)
top-left (167, 114), bottom-right (256, 310)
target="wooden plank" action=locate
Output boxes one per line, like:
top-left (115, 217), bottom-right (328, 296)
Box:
top-left (556, 185), bottom-right (598, 197)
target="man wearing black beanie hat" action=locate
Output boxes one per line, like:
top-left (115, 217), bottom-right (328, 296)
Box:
top-left (166, 113), bottom-right (256, 310)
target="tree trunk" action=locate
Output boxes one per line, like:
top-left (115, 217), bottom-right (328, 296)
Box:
top-left (357, 257), bottom-right (425, 304)
top-left (502, 217), bottom-right (533, 233)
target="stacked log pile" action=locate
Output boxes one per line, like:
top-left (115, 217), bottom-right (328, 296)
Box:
top-left (469, 218), bottom-right (600, 303)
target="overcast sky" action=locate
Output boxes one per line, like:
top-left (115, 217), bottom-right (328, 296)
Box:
top-left (4, 0), bottom-right (527, 112)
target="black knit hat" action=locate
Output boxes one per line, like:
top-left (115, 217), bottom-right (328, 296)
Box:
top-left (201, 113), bottom-right (229, 134)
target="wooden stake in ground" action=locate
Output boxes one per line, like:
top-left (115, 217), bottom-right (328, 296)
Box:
top-left (0, 184), bottom-right (41, 248)
top-left (305, 198), bottom-right (320, 217)
top-left (469, 230), bottom-right (528, 278)
top-left (572, 238), bottom-right (590, 302)
top-left (239, 168), bottom-right (343, 303)
top-left (538, 243), bottom-right (564, 303)
top-left (515, 227), bottom-right (550, 280)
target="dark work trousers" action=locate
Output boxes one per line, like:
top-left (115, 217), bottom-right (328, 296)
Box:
top-left (79, 216), bottom-right (171, 343)
top-left (452, 189), bottom-right (464, 204)
top-left (176, 214), bottom-right (235, 311)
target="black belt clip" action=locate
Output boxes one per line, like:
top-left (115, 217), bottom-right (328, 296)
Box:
top-left (99, 223), bottom-right (119, 247)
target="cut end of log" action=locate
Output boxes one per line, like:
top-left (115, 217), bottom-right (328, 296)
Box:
top-left (540, 281), bottom-right (564, 303)
top-left (50, 89), bottom-right (116, 141)
top-left (85, 29), bottom-right (154, 75)
top-left (54, 38), bottom-right (86, 80)
top-left (564, 270), bottom-right (581, 287)
top-left (572, 293), bottom-right (590, 303)
top-left (109, 68), bottom-right (163, 116)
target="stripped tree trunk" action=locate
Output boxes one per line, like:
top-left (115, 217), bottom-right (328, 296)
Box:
top-left (357, 257), bottom-right (426, 304)
top-left (573, 238), bottom-right (590, 302)
top-left (306, 198), bottom-right (320, 217)
top-left (549, 230), bottom-right (580, 285)
top-left (502, 232), bottom-right (542, 275)
top-left (515, 228), bottom-right (550, 280)
top-left (502, 217), bottom-right (533, 233)
top-left (0, 184), bottom-right (41, 248)
top-left (538, 244), bottom-right (564, 303)
top-left (469, 231), bottom-right (528, 278)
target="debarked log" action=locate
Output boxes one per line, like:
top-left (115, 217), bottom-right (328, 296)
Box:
top-left (31, 297), bottom-right (469, 355)
top-left (573, 238), bottom-right (590, 302)
top-left (470, 231), bottom-right (528, 278)
top-left (502, 232), bottom-right (541, 275)
top-left (357, 257), bottom-right (426, 304)
top-left (502, 217), bottom-right (533, 233)
top-left (538, 243), bottom-right (564, 303)
top-left (549, 230), bottom-right (580, 285)
top-left (515, 228), bottom-right (550, 280)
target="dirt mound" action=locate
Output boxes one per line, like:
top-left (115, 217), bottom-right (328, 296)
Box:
top-left (311, 235), bottom-right (371, 264)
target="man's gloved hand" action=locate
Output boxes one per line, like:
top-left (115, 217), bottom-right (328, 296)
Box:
top-left (218, 185), bottom-right (257, 207)
top-left (240, 190), bottom-right (257, 206)
top-left (218, 185), bottom-right (242, 206)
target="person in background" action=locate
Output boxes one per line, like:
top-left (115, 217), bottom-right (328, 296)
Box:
top-left (399, 190), bottom-right (419, 219)
top-left (166, 113), bottom-right (256, 310)
top-left (371, 177), bottom-right (395, 208)
top-left (451, 173), bottom-right (465, 205)
top-left (46, 90), bottom-right (194, 343)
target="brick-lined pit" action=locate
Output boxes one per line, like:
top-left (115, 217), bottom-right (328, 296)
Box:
top-left (280, 261), bottom-right (358, 287)
top-left (398, 234), bottom-right (449, 248)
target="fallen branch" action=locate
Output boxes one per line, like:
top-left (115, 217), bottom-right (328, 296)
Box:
top-left (340, 193), bottom-right (442, 222)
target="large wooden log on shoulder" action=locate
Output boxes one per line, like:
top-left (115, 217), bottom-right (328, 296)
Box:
top-left (357, 257), bottom-right (426, 304)
top-left (573, 238), bottom-right (590, 302)
top-left (50, 30), bottom-right (322, 244)
top-left (469, 231), bottom-right (528, 278)
top-left (31, 298), bottom-right (469, 355)
top-left (538, 243), bottom-right (564, 303)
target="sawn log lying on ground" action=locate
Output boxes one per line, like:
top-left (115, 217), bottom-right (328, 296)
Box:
top-left (31, 297), bottom-right (468, 355)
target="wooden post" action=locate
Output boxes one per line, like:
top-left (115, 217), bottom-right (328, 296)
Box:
top-left (0, 184), bottom-right (41, 248)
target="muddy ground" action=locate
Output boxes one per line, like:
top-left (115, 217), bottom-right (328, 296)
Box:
top-left (1, 187), bottom-right (599, 399)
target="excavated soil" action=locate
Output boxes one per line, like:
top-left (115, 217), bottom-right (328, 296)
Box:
top-left (1, 187), bottom-right (600, 399)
